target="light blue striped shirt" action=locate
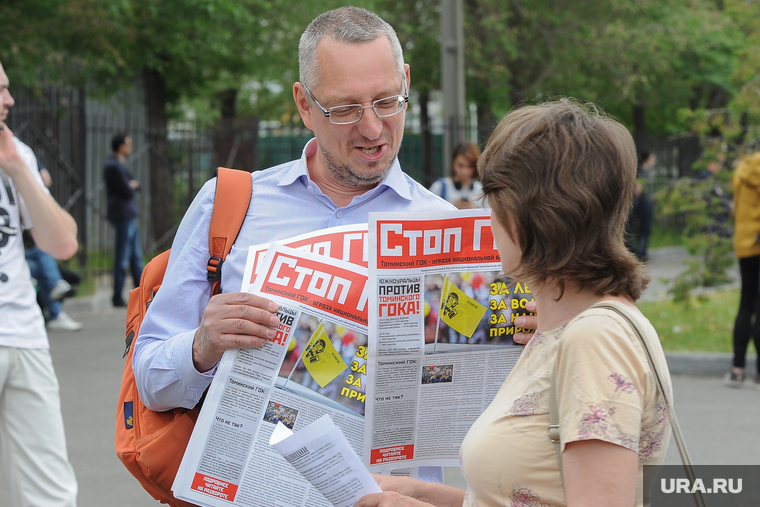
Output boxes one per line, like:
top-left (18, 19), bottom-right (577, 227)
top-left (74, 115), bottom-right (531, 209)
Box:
top-left (134, 139), bottom-right (454, 411)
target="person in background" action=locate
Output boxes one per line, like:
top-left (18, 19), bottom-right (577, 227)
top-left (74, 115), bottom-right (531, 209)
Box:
top-left (630, 150), bottom-right (655, 261)
top-left (726, 151), bottom-right (760, 388)
top-left (357, 100), bottom-right (670, 507)
top-left (696, 151), bottom-right (725, 181)
top-left (104, 133), bottom-right (143, 307)
top-left (0, 60), bottom-right (79, 507)
top-left (24, 163), bottom-right (82, 331)
top-left (429, 141), bottom-right (485, 209)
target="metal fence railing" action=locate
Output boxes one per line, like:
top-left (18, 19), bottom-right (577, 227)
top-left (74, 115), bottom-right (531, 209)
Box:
top-left (6, 86), bottom-right (708, 281)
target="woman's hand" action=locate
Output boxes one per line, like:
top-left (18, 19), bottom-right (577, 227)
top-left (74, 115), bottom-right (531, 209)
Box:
top-left (354, 475), bottom-right (465, 507)
top-left (355, 491), bottom-right (435, 507)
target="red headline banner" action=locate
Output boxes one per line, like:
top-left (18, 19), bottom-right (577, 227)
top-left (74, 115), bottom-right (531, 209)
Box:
top-left (260, 251), bottom-right (368, 326)
top-left (375, 217), bottom-right (499, 267)
top-left (249, 229), bottom-right (367, 284)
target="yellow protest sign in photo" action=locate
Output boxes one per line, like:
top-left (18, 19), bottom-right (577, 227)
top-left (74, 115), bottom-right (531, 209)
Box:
top-left (301, 321), bottom-right (349, 388)
top-left (439, 276), bottom-right (488, 338)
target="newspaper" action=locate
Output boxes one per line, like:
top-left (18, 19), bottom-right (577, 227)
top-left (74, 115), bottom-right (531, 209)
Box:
top-left (173, 242), bottom-right (372, 507)
top-left (364, 209), bottom-right (529, 471)
top-left (269, 415), bottom-right (381, 507)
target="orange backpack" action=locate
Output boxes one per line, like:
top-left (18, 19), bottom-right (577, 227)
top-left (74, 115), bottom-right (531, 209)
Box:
top-left (115, 167), bottom-right (252, 506)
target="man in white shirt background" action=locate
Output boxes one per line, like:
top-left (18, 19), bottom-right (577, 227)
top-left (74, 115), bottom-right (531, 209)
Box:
top-left (0, 61), bottom-right (79, 506)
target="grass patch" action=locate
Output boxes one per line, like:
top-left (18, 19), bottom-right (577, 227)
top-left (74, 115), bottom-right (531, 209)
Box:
top-left (637, 288), bottom-right (751, 353)
top-left (649, 224), bottom-right (685, 249)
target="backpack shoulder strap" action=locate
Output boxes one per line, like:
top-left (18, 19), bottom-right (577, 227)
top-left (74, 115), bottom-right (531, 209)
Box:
top-left (206, 167), bottom-right (252, 294)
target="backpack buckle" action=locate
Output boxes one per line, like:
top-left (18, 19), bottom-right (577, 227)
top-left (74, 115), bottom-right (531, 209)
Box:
top-left (207, 256), bottom-right (223, 282)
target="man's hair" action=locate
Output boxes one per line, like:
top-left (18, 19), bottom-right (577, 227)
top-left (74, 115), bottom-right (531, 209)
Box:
top-left (111, 134), bottom-right (128, 153)
top-left (479, 99), bottom-right (649, 301)
top-left (450, 141), bottom-right (481, 178)
top-left (638, 150), bottom-right (652, 166)
top-left (298, 6), bottom-right (404, 89)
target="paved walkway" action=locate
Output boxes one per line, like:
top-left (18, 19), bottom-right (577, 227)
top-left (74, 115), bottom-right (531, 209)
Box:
top-left (4, 247), bottom-right (753, 507)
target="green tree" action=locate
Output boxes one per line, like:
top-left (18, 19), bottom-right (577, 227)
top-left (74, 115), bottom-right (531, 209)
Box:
top-left (377, 0), bottom-right (441, 184)
top-left (461, 0), bottom-right (741, 139)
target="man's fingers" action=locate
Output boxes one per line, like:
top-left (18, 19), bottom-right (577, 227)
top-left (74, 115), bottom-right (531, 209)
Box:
top-left (229, 333), bottom-right (270, 349)
top-left (513, 315), bottom-right (537, 330)
top-left (513, 331), bottom-right (534, 345)
top-left (216, 318), bottom-right (277, 341)
top-left (212, 291), bottom-right (279, 313)
top-left (227, 303), bottom-right (280, 327)
top-left (513, 300), bottom-right (537, 345)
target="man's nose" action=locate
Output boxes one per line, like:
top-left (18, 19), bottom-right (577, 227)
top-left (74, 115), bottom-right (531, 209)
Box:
top-left (1, 89), bottom-right (14, 108)
top-left (356, 107), bottom-right (383, 140)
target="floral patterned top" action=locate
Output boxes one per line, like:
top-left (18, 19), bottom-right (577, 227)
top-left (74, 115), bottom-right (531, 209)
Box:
top-left (460, 301), bottom-right (671, 507)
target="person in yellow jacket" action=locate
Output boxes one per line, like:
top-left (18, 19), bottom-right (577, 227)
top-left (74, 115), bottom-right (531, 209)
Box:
top-left (728, 151), bottom-right (760, 387)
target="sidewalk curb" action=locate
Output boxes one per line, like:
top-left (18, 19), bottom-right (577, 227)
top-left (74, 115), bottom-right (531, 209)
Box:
top-left (665, 352), bottom-right (754, 378)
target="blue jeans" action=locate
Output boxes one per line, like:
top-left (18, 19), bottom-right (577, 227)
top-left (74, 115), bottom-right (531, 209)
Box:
top-left (25, 246), bottom-right (63, 319)
top-left (112, 218), bottom-right (144, 304)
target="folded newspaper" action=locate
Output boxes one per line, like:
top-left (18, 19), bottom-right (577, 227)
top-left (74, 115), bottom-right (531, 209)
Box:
top-left (269, 414), bottom-right (381, 507)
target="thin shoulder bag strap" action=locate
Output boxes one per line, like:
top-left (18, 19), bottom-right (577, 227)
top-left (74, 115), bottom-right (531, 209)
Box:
top-left (549, 302), bottom-right (706, 507)
top-left (207, 167), bottom-right (253, 295)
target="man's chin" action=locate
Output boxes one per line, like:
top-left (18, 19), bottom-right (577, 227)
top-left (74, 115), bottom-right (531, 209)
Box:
top-left (348, 161), bottom-right (394, 187)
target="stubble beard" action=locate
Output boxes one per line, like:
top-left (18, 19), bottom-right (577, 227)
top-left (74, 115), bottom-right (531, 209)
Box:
top-left (319, 135), bottom-right (400, 189)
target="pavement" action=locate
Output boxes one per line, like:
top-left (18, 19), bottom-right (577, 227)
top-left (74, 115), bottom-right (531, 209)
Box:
top-left (5, 247), bottom-right (758, 506)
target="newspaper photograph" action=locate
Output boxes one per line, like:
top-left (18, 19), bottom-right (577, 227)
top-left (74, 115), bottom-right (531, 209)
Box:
top-left (173, 243), bottom-right (371, 507)
top-left (365, 209), bottom-right (529, 471)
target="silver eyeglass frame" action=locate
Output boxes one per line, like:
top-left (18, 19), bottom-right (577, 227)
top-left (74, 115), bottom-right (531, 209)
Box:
top-left (301, 76), bottom-right (409, 125)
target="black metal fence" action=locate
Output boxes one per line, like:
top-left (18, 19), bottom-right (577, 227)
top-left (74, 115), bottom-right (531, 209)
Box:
top-left (6, 86), bottom-right (707, 280)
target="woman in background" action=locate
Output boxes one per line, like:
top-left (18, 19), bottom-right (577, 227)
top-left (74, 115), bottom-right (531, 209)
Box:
top-left (727, 151), bottom-right (760, 387)
top-left (429, 141), bottom-right (485, 209)
top-left (357, 100), bottom-right (671, 507)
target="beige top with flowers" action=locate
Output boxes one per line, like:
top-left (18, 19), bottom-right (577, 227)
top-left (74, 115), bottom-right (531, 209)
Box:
top-left (460, 301), bottom-right (671, 507)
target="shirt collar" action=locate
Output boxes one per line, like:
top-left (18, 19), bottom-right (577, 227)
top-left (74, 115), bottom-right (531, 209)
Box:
top-left (278, 138), bottom-right (413, 203)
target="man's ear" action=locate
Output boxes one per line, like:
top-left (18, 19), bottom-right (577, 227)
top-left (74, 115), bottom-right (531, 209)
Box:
top-left (293, 83), bottom-right (313, 131)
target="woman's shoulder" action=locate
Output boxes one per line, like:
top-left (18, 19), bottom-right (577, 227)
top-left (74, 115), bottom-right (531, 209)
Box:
top-left (561, 301), bottom-right (660, 362)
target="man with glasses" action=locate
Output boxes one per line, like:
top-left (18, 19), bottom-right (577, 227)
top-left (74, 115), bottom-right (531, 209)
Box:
top-left (134, 7), bottom-right (456, 411)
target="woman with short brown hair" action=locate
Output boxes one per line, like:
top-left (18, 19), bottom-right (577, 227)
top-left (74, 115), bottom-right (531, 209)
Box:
top-left (358, 100), bottom-right (671, 507)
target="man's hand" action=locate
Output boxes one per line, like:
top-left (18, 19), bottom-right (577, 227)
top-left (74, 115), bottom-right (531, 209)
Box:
top-left (0, 123), bottom-right (24, 177)
top-left (0, 123), bottom-right (78, 258)
top-left (513, 300), bottom-right (538, 345)
top-left (192, 292), bottom-right (280, 372)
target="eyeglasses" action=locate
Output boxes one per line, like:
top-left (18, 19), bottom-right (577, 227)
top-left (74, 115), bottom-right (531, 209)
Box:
top-left (301, 77), bottom-right (409, 125)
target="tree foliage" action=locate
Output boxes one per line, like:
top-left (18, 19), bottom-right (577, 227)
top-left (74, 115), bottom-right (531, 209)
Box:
top-left (461, 0), bottom-right (742, 136)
